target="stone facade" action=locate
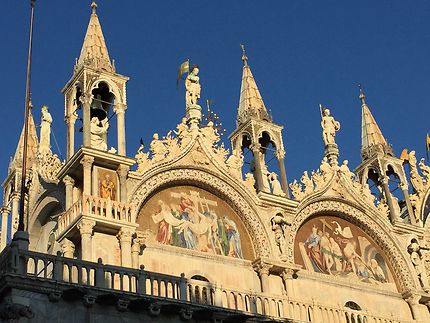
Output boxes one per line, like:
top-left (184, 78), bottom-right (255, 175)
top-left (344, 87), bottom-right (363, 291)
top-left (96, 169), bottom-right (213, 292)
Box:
top-left (1, 3), bottom-right (430, 323)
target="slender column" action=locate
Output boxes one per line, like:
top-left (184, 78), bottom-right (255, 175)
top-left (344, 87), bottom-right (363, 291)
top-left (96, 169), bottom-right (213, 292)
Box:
top-left (11, 193), bottom-right (20, 236)
top-left (380, 175), bottom-right (399, 223)
top-left (1, 207), bottom-right (11, 250)
top-left (66, 113), bottom-right (78, 159)
top-left (114, 103), bottom-right (127, 156)
top-left (77, 219), bottom-right (95, 261)
top-left (250, 144), bottom-right (265, 192)
top-left (118, 228), bottom-right (134, 268)
top-left (281, 269), bottom-right (295, 297)
top-left (400, 182), bottom-right (417, 225)
top-left (254, 263), bottom-right (271, 293)
top-left (80, 156), bottom-right (94, 195)
top-left (405, 293), bottom-right (424, 322)
top-left (61, 238), bottom-right (75, 258)
top-left (276, 149), bottom-right (290, 197)
top-left (131, 233), bottom-right (145, 269)
top-left (117, 165), bottom-right (129, 203)
top-left (80, 92), bottom-right (93, 147)
top-left (63, 175), bottom-right (75, 210)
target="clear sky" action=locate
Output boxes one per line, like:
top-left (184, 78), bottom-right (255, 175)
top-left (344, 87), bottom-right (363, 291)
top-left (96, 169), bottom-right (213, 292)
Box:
top-left (1, 0), bottom-right (429, 192)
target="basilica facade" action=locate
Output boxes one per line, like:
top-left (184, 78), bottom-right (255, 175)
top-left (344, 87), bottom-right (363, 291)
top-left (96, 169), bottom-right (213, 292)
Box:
top-left (1, 2), bottom-right (430, 323)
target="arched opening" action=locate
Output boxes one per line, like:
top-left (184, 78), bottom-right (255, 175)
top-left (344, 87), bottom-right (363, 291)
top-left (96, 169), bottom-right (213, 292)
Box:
top-left (345, 301), bottom-right (362, 311)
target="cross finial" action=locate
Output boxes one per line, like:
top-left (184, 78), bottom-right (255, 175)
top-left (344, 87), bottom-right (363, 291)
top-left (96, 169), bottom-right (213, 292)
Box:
top-left (240, 44), bottom-right (248, 66)
top-left (91, 1), bottom-right (97, 14)
top-left (358, 84), bottom-right (366, 105)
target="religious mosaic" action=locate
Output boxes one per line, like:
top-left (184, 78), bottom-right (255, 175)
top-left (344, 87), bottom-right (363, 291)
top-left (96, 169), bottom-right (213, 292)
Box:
top-left (294, 216), bottom-right (396, 288)
top-left (94, 167), bottom-right (118, 201)
top-left (137, 186), bottom-right (253, 259)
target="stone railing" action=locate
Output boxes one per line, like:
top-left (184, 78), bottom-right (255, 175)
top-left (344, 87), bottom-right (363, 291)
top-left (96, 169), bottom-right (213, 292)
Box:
top-left (57, 194), bottom-right (135, 235)
top-left (0, 246), bottom-right (415, 323)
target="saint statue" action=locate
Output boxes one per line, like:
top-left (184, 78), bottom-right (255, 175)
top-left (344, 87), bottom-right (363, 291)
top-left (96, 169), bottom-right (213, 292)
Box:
top-left (90, 117), bottom-right (109, 151)
top-left (321, 107), bottom-right (340, 146)
top-left (185, 65), bottom-right (201, 107)
top-left (39, 105), bottom-right (52, 153)
top-left (100, 174), bottom-right (116, 200)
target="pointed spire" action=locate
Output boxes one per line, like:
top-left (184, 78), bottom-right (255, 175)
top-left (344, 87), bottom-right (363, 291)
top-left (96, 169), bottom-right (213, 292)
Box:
top-left (11, 105), bottom-right (38, 170)
top-left (359, 85), bottom-right (392, 159)
top-left (237, 45), bottom-right (270, 126)
top-left (76, 1), bottom-right (113, 73)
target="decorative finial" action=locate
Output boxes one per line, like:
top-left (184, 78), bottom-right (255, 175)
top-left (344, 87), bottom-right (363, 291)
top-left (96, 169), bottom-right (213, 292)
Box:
top-left (91, 1), bottom-right (97, 14)
top-left (240, 44), bottom-right (248, 66)
top-left (358, 84), bottom-right (366, 105)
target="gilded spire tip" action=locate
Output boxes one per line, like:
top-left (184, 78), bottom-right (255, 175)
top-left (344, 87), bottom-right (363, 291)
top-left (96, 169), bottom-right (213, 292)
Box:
top-left (358, 84), bottom-right (366, 105)
top-left (91, 1), bottom-right (97, 14)
top-left (240, 44), bottom-right (248, 66)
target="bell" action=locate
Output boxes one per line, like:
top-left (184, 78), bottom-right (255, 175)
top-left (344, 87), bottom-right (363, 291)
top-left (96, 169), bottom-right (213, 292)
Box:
top-left (90, 94), bottom-right (107, 120)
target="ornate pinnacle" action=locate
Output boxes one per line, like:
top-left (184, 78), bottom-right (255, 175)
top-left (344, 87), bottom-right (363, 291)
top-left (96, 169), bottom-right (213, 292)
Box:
top-left (240, 44), bottom-right (248, 66)
top-left (91, 1), bottom-right (97, 14)
top-left (358, 84), bottom-right (366, 106)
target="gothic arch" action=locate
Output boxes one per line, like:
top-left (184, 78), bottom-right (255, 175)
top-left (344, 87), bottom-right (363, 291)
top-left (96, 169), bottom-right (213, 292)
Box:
top-left (285, 198), bottom-right (419, 292)
top-left (130, 167), bottom-right (272, 259)
top-left (90, 78), bottom-right (124, 105)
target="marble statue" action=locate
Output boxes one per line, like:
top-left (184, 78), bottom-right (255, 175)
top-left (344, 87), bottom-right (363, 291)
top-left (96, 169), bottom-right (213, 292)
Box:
top-left (244, 173), bottom-right (256, 192)
top-left (226, 149), bottom-right (243, 179)
top-left (150, 133), bottom-right (168, 162)
top-left (319, 157), bottom-right (332, 180)
top-left (271, 214), bottom-right (287, 256)
top-left (321, 108), bottom-right (340, 146)
top-left (408, 241), bottom-right (430, 291)
top-left (289, 180), bottom-right (305, 201)
top-left (376, 199), bottom-right (390, 217)
top-left (311, 170), bottom-right (324, 190)
top-left (419, 158), bottom-right (430, 182)
top-left (408, 151), bottom-right (425, 194)
top-left (269, 172), bottom-right (285, 196)
top-left (135, 142), bottom-right (150, 173)
top-left (39, 105), bottom-right (52, 153)
top-left (339, 160), bottom-right (355, 180)
top-left (201, 121), bottom-right (220, 146)
top-left (185, 65), bottom-right (201, 107)
top-left (90, 117), bottom-right (109, 151)
top-left (301, 171), bottom-right (314, 195)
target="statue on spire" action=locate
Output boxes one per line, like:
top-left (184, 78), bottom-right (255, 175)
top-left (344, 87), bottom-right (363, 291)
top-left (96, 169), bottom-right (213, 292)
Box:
top-left (320, 105), bottom-right (340, 146)
top-left (185, 64), bottom-right (202, 128)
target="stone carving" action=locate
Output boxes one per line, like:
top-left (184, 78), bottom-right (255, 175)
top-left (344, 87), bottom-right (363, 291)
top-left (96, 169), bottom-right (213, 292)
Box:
top-left (408, 152), bottom-right (430, 222)
top-left (90, 117), bottom-right (109, 151)
top-left (301, 171), bottom-right (314, 195)
top-left (243, 173), bottom-right (256, 192)
top-left (36, 151), bottom-right (62, 183)
top-left (201, 121), bottom-right (220, 147)
top-left (174, 117), bottom-right (192, 147)
top-left (311, 170), bottom-right (324, 191)
top-left (408, 241), bottom-right (429, 291)
top-left (321, 107), bottom-right (340, 146)
top-left (319, 157), bottom-right (332, 180)
top-left (39, 105), bottom-right (52, 153)
top-left (130, 168), bottom-right (271, 258)
top-left (0, 300), bottom-right (34, 320)
top-left (286, 200), bottom-right (417, 291)
top-left (409, 151), bottom-right (425, 195)
top-left (226, 149), bottom-right (243, 180)
top-left (135, 142), bottom-right (150, 174)
top-left (271, 214), bottom-right (288, 259)
top-left (339, 160), bottom-right (355, 180)
top-left (289, 180), bottom-right (305, 201)
top-left (376, 199), bottom-right (390, 218)
top-left (269, 172), bottom-right (285, 197)
top-left (419, 158), bottom-right (430, 181)
top-left (150, 133), bottom-right (168, 162)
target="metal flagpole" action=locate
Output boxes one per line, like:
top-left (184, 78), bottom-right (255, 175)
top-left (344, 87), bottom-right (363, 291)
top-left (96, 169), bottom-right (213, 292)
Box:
top-left (18, 0), bottom-right (36, 232)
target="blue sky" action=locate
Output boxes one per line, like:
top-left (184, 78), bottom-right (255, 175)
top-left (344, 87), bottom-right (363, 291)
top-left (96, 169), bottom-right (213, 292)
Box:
top-left (1, 0), bottom-right (429, 191)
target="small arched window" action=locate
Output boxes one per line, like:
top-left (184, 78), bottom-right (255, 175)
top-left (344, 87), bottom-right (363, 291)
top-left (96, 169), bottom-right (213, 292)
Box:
top-left (345, 301), bottom-right (361, 311)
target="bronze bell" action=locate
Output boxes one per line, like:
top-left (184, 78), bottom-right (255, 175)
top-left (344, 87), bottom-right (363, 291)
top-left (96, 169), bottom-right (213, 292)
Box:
top-left (90, 94), bottom-right (107, 120)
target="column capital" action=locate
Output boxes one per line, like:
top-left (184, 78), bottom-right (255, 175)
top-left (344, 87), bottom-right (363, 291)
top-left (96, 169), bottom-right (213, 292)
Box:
top-left (404, 291), bottom-right (421, 305)
top-left (379, 175), bottom-right (389, 185)
top-left (117, 227), bottom-right (135, 243)
top-left (399, 182), bottom-right (409, 191)
top-left (1, 206), bottom-right (11, 215)
top-left (77, 219), bottom-right (96, 236)
top-left (63, 175), bottom-right (75, 186)
top-left (80, 156), bottom-right (94, 168)
top-left (79, 92), bottom-right (93, 106)
top-left (61, 238), bottom-right (75, 256)
top-left (117, 165), bottom-right (129, 179)
top-left (113, 102), bottom-right (127, 114)
top-left (276, 149), bottom-right (286, 159)
top-left (250, 143), bottom-right (261, 153)
top-left (252, 260), bottom-right (271, 276)
top-left (65, 112), bottom-right (78, 124)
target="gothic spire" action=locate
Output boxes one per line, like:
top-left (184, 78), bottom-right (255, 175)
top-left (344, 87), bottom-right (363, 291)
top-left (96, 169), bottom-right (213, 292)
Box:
top-left (237, 45), bottom-right (270, 126)
top-left (11, 107), bottom-right (38, 170)
top-left (75, 1), bottom-right (113, 73)
top-left (359, 86), bottom-right (392, 159)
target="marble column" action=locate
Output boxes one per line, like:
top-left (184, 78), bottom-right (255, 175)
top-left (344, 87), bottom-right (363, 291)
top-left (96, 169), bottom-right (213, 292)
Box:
top-left (117, 165), bottom-right (129, 203)
top-left (406, 293), bottom-right (424, 322)
top-left (118, 228), bottom-right (134, 268)
top-left (380, 175), bottom-right (399, 223)
top-left (66, 113), bottom-right (78, 159)
top-left (1, 206), bottom-right (11, 250)
top-left (281, 269), bottom-right (295, 297)
top-left (80, 156), bottom-right (94, 196)
top-left (61, 238), bottom-right (75, 258)
top-left (276, 149), bottom-right (290, 197)
top-left (80, 93), bottom-right (93, 148)
top-left (63, 175), bottom-right (75, 210)
top-left (114, 103), bottom-right (127, 156)
top-left (77, 219), bottom-right (95, 261)
top-left (131, 234), bottom-right (145, 269)
top-left (400, 182), bottom-right (417, 225)
top-left (255, 265), bottom-right (271, 293)
top-left (251, 144), bottom-right (265, 192)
